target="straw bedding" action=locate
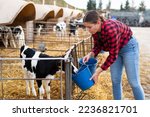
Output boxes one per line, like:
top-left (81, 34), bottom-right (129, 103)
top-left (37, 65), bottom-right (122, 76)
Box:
top-left (0, 32), bottom-right (148, 100)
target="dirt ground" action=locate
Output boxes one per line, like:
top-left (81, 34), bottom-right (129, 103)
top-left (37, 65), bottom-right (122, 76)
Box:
top-left (131, 27), bottom-right (150, 99)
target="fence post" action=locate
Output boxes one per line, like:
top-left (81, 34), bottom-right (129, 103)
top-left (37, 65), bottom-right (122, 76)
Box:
top-left (26, 21), bottom-right (34, 44)
top-left (65, 58), bottom-right (72, 100)
top-left (72, 44), bottom-right (79, 68)
top-left (0, 59), bottom-right (3, 99)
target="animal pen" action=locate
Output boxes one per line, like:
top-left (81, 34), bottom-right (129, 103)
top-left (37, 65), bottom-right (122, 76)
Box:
top-left (0, 20), bottom-right (93, 100)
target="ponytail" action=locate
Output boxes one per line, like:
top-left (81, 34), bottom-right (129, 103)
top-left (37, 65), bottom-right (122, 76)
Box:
top-left (99, 15), bottom-right (105, 22)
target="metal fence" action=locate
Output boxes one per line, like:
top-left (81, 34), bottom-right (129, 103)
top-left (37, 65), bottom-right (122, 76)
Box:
top-left (0, 35), bottom-right (93, 100)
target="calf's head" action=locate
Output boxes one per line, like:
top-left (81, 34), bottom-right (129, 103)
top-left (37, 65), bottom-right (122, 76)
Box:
top-left (20, 44), bottom-right (35, 58)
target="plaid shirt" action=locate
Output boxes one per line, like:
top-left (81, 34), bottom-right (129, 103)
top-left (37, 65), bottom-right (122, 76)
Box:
top-left (92, 19), bottom-right (132, 70)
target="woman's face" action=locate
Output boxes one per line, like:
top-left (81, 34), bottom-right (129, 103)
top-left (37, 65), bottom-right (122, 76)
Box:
top-left (83, 21), bottom-right (101, 34)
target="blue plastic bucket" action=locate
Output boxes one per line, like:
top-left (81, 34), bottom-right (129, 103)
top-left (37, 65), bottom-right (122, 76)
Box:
top-left (79, 58), bottom-right (97, 75)
top-left (72, 65), bottom-right (94, 91)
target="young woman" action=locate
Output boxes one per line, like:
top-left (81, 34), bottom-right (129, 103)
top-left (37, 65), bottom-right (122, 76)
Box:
top-left (83, 10), bottom-right (145, 100)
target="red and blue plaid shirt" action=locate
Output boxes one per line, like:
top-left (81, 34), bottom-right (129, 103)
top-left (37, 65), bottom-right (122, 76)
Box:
top-left (92, 19), bottom-right (132, 70)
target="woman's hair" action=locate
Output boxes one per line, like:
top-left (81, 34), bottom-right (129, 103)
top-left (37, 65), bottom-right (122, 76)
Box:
top-left (83, 10), bottom-right (105, 24)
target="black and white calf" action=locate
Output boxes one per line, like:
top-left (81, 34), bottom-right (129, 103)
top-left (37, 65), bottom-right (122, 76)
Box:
top-left (69, 18), bottom-right (85, 37)
top-left (53, 21), bottom-right (66, 39)
top-left (12, 26), bottom-right (25, 48)
top-left (75, 18), bottom-right (85, 29)
top-left (20, 45), bottom-right (77, 99)
top-left (0, 26), bottom-right (16, 48)
top-left (69, 19), bottom-right (78, 37)
top-left (37, 24), bottom-right (43, 36)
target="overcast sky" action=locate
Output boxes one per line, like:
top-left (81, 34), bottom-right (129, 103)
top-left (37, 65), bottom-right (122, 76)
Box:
top-left (64, 0), bottom-right (150, 10)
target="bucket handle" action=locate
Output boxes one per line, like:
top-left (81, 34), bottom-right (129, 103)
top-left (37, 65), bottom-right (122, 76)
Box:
top-left (71, 62), bottom-right (78, 73)
top-left (81, 64), bottom-right (88, 67)
top-left (79, 64), bottom-right (91, 71)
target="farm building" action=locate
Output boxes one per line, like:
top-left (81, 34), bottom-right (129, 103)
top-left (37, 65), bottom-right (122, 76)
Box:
top-left (109, 10), bottom-right (150, 27)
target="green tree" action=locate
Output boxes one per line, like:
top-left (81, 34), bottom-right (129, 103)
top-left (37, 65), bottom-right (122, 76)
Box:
top-left (120, 3), bottom-right (124, 10)
top-left (124, 0), bottom-right (130, 11)
top-left (87, 0), bottom-right (96, 10)
top-left (98, 0), bottom-right (103, 10)
top-left (138, 1), bottom-right (146, 11)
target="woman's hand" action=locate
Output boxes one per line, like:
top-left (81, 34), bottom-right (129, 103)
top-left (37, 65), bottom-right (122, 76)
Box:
top-left (90, 67), bottom-right (103, 83)
top-left (83, 52), bottom-right (95, 64)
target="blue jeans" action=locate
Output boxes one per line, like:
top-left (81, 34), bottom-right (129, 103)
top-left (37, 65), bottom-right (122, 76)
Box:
top-left (110, 37), bottom-right (145, 100)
